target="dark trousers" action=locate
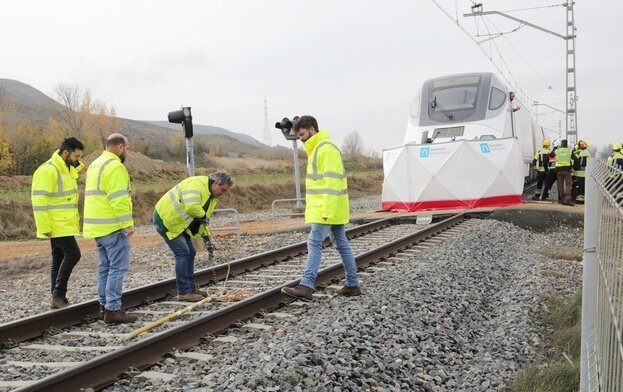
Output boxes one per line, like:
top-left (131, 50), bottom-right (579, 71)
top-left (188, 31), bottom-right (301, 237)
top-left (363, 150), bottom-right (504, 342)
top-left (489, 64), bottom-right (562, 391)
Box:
top-left (572, 176), bottom-right (586, 201)
top-left (557, 167), bottom-right (573, 203)
top-left (543, 169), bottom-right (557, 200)
top-left (534, 171), bottom-right (547, 198)
top-left (50, 236), bottom-right (81, 298)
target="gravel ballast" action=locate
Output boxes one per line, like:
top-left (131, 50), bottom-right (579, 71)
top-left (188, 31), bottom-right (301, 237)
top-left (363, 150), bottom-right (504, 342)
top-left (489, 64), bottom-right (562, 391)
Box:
top-left (102, 216), bottom-right (581, 392)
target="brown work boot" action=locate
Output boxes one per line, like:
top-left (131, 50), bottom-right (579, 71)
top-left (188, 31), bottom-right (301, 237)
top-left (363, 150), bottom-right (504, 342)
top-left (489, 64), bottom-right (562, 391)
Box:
top-left (193, 289), bottom-right (208, 298)
top-left (336, 285), bottom-right (362, 296)
top-left (51, 296), bottom-right (68, 309)
top-left (178, 292), bottom-right (205, 302)
top-left (104, 309), bottom-right (138, 324)
top-left (281, 285), bottom-right (314, 301)
top-left (99, 305), bottom-right (105, 320)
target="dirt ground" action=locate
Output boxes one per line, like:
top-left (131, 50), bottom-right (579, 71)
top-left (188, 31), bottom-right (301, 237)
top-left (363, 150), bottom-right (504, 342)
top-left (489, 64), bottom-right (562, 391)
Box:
top-left (0, 199), bottom-right (583, 262)
top-left (0, 210), bottom-right (395, 262)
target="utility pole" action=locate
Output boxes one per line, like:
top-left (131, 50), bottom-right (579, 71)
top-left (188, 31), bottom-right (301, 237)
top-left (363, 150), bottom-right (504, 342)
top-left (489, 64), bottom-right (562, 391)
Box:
top-left (464, 2), bottom-right (578, 144)
top-left (565, 4), bottom-right (578, 145)
top-left (263, 96), bottom-right (271, 146)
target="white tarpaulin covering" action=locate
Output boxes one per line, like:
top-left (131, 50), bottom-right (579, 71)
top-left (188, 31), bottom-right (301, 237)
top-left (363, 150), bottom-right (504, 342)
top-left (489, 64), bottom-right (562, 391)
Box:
top-left (382, 138), bottom-right (524, 211)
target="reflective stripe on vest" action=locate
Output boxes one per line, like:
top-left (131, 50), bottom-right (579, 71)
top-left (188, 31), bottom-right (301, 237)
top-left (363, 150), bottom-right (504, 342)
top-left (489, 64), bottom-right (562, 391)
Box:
top-left (306, 140), bottom-right (347, 194)
top-left (31, 162), bottom-right (78, 198)
top-left (166, 185), bottom-right (194, 224)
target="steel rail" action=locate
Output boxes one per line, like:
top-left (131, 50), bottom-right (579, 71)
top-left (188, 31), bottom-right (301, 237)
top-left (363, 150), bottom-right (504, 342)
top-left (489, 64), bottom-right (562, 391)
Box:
top-left (14, 213), bottom-right (465, 391)
top-left (0, 216), bottom-right (395, 345)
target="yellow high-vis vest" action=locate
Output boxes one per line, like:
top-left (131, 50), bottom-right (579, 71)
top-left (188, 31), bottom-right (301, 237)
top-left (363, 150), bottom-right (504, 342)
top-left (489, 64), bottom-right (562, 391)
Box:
top-left (31, 150), bottom-right (83, 238)
top-left (83, 151), bottom-right (133, 238)
top-left (303, 130), bottom-right (350, 225)
top-left (155, 176), bottom-right (218, 240)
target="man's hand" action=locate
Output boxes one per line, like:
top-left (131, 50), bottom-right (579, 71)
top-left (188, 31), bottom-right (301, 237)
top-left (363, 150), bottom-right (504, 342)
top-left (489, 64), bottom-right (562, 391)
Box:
top-left (124, 227), bottom-right (134, 237)
top-left (188, 217), bottom-right (208, 236)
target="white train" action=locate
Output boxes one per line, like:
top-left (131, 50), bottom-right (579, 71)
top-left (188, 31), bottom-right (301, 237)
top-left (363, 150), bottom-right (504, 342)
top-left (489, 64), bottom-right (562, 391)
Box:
top-left (381, 72), bottom-right (543, 211)
top-left (403, 72), bottom-right (542, 174)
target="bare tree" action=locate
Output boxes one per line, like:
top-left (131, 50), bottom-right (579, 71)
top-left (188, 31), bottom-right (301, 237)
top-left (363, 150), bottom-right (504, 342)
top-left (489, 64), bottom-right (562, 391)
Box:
top-left (54, 83), bottom-right (89, 137)
top-left (342, 130), bottom-right (365, 156)
top-left (365, 147), bottom-right (381, 159)
top-left (91, 100), bottom-right (120, 148)
top-left (52, 83), bottom-right (121, 149)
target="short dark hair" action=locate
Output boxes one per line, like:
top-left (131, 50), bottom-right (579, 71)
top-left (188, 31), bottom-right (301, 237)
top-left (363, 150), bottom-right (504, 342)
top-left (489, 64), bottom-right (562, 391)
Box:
top-left (293, 115), bottom-right (318, 132)
top-left (59, 137), bottom-right (84, 153)
top-left (561, 139), bottom-right (568, 147)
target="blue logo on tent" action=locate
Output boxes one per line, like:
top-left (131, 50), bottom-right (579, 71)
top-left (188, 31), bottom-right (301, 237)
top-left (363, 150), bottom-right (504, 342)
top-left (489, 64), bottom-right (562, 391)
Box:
top-left (420, 147), bottom-right (430, 158)
top-left (480, 143), bottom-right (491, 153)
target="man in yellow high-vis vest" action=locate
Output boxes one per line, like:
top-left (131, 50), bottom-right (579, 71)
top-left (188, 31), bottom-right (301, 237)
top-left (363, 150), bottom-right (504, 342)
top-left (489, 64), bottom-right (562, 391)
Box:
top-left (555, 139), bottom-right (575, 206)
top-left (31, 137), bottom-right (84, 309)
top-left (83, 133), bottom-right (137, 324)
top-left (281, 115), bottom-right (361, 301)
top-left (153, 171), bottom-right (234, 302)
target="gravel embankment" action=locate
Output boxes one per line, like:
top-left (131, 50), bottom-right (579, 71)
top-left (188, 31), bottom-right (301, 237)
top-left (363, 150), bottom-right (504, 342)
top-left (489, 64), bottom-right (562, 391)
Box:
top-left (0, 197), bottom-right (583, 391)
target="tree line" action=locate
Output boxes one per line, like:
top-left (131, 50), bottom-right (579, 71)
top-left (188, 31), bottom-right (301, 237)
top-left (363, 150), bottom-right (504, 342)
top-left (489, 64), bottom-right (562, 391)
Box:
top-left (0, 83), bottom-right (122, 175)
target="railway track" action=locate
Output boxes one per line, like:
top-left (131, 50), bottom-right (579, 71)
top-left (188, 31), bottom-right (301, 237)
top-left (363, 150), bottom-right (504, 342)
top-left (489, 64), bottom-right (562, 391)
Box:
top-left (0, 213), bottom-right (482, 391)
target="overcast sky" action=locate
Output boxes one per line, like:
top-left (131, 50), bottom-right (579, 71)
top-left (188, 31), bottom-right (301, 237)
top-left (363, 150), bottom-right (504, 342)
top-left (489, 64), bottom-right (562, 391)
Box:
top-left (1, 0), bottom-right (618, 154)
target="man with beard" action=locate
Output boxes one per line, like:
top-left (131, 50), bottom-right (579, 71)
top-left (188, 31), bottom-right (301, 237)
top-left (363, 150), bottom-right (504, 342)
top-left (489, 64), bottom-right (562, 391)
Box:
top-left (32, 137), bottom-right (85, 309)
top-left (281, 115), bottom-right (361, 301)
top-left (83, 133), bottom-right (137, 324)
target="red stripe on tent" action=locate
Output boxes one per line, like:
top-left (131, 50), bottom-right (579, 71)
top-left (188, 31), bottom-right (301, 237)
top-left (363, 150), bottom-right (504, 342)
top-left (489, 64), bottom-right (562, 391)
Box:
top-left (381, 195), bottom-right (523, 212)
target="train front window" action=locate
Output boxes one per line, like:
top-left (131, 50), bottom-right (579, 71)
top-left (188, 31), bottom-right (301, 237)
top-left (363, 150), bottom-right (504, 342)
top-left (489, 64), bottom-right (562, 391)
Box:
top-left (428, 76), bottom-right (480, 123)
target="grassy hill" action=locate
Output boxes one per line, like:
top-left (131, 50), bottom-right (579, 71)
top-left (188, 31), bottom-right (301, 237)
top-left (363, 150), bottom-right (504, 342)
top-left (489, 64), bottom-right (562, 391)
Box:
top-left (147, 121), bottom-right (269, 149)
top-left (0, 78), bottom-right (275, 162)
top-left (0, 79), bottom-right (64, 130)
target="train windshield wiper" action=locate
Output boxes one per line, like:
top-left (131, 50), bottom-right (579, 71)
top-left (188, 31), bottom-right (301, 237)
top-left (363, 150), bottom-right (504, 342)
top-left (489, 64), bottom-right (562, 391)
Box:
top-left (429, 97), bottom-right (437, 111)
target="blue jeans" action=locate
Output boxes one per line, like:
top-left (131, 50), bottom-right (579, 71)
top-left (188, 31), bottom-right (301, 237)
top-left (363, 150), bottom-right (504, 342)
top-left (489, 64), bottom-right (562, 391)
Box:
top-left (300, 224), bottom-right (359, 289)
top-left (96, 230), bottom-right (130, 311)
top-left (154, 223), bottom-right (197, 294)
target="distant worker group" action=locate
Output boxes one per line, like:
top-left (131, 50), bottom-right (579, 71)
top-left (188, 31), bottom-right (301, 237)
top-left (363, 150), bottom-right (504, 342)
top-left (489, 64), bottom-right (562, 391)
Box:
top-left (532, 138), bottom-right (591, 205)
top-left (533, 137), bottom-right (623, 205)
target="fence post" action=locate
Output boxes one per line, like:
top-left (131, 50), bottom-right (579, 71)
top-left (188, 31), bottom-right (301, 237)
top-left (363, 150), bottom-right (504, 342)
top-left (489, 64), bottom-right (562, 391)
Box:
top-left (580, 158), bottom-right (598, 392)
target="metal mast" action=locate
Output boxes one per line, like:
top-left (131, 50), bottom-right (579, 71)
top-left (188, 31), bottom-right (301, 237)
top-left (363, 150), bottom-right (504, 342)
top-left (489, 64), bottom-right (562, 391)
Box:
top-left (464, 3), bottom-right (577, 143)
top-left (263, 96), bottom-right (271, 146)
top-left (566, 2), bottom-right (578, 145)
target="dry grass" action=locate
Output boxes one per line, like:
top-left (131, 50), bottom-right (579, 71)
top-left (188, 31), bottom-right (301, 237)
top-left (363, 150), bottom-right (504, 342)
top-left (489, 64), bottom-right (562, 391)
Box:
top-left (0, 255), bottom-right (49, 275)
top-left (0, 198), bottom-right (36, 239)
top-left (0, 161), bottom-right (383, 241)
top-left (539, 246), bottom-right (583, 262)
top-left (507, 292), bottom-right (581, 392)
top-left (507, 362), bottom-right (580, 392)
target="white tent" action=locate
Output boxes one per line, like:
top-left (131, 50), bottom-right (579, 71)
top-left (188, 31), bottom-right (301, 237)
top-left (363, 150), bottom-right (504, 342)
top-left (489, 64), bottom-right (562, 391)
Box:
top-left (382, 138), bottom-right (524, 211)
